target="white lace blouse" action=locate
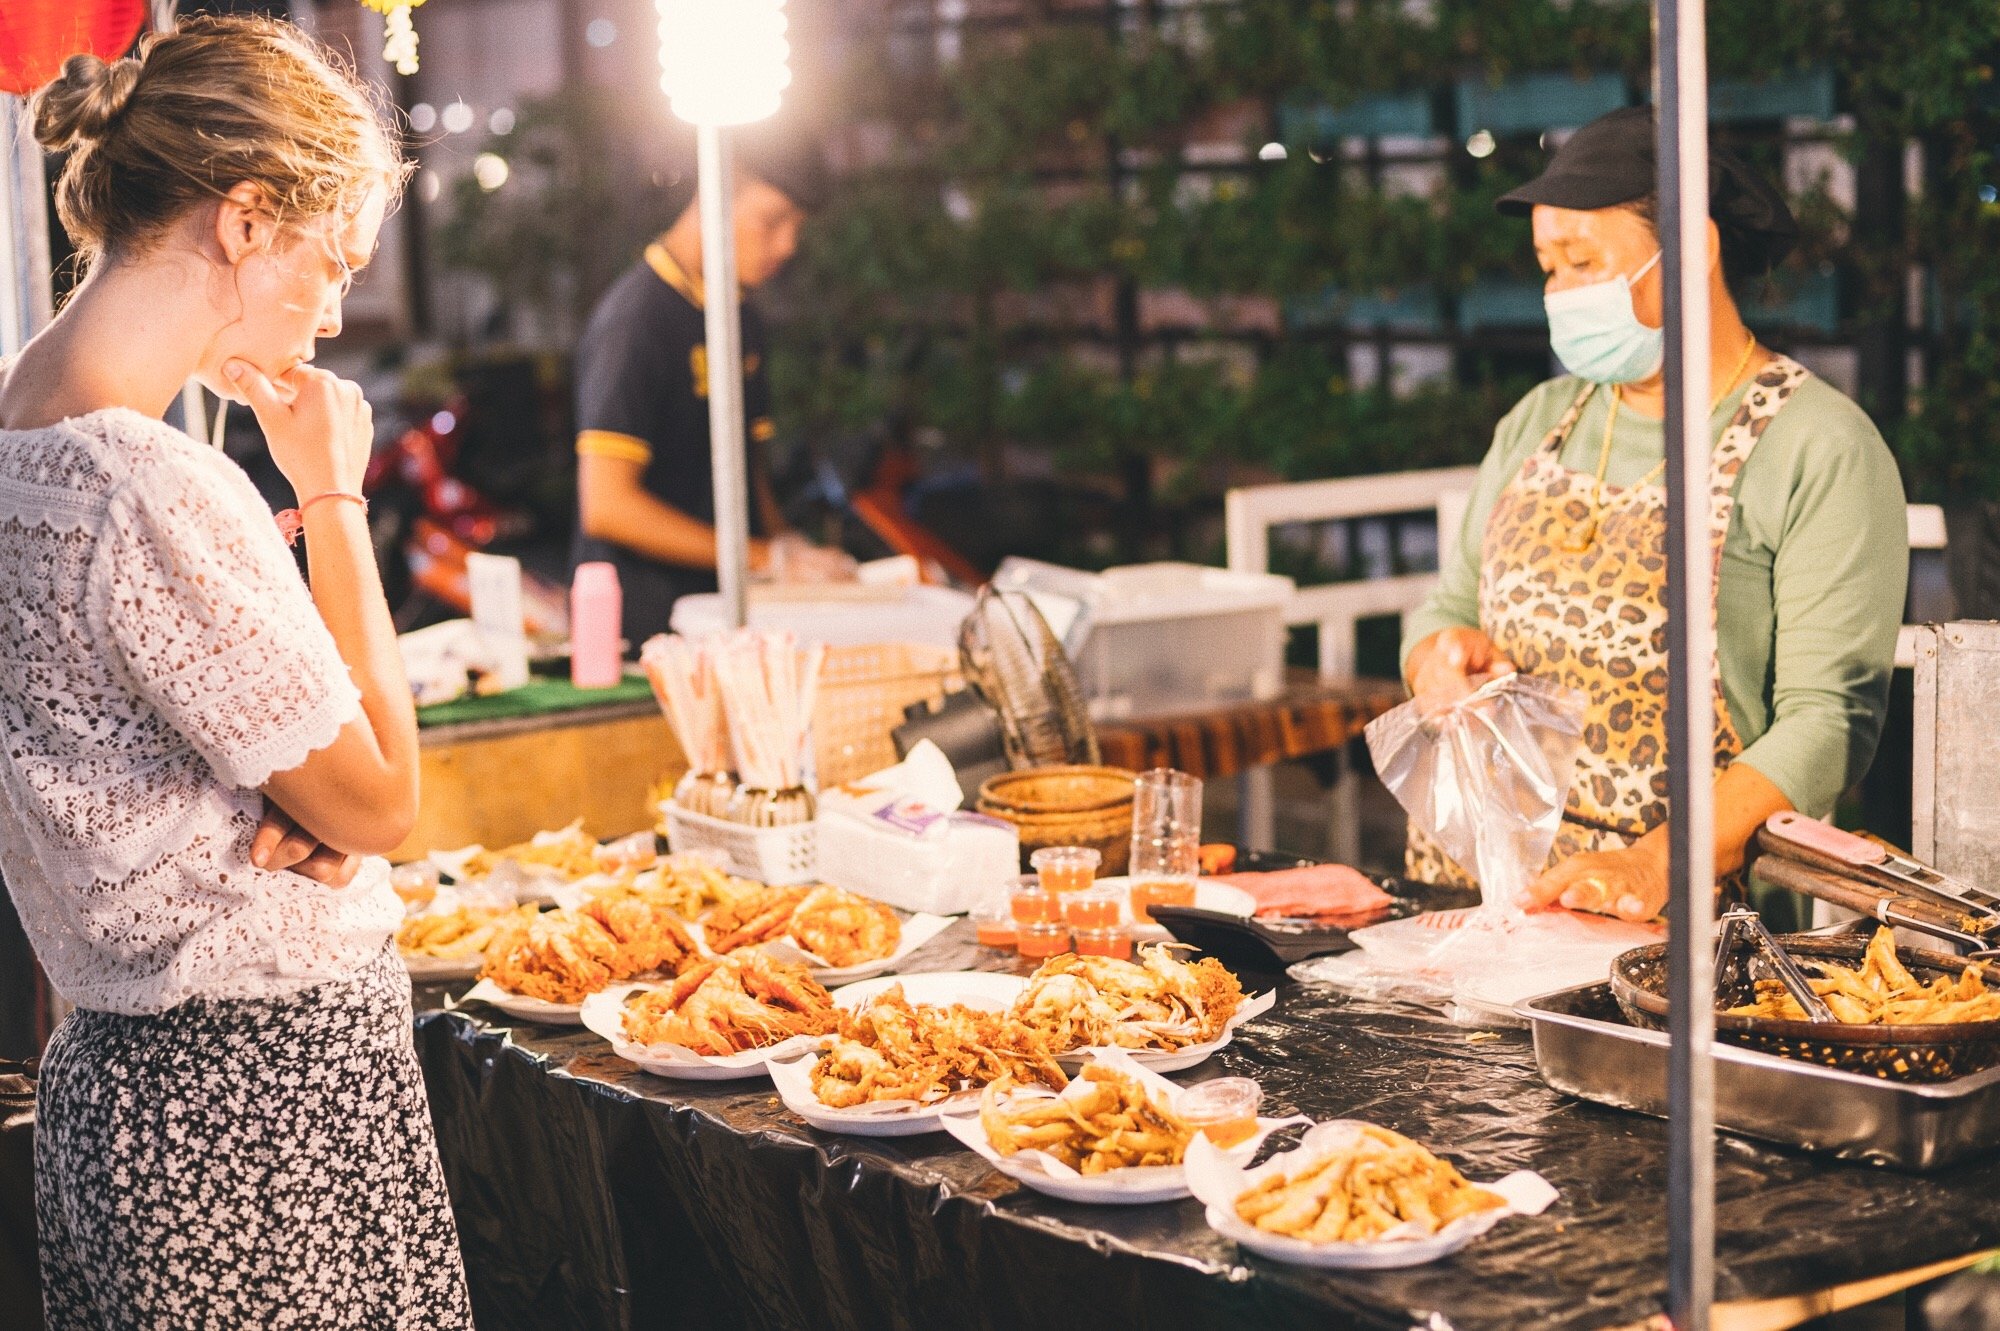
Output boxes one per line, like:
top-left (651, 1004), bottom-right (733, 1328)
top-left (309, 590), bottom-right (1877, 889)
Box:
top-left (0, 407), bottom-right (399, 1015)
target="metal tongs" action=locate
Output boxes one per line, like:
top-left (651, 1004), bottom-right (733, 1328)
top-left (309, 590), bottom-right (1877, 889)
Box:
top-left (1754, 812), bottom-right (2000, 960)
top-left (1714, 907), bottom-right (1834, 1023)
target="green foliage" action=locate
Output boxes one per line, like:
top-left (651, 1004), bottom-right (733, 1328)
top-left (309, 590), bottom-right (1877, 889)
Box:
top-left (750, 3), bottom-right (2000, 512)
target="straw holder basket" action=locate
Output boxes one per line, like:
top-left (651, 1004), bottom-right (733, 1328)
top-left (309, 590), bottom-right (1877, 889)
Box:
top-left (976, 765), bottom-right (1139, 874)
top-left (812, 642), bottom-right (960, 789)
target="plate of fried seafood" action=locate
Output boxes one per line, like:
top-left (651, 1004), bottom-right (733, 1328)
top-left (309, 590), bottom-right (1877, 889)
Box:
top-left (432, 822), bottom-right (661, 903)
top-left (701, 884), bottom-right (945, 981)
top-left (1186, 1121), bottom-right (1557, 1269)
top-left (580, 952), bottom-right (839, 1079)
top-left (1005, 945), bottom-right (1275, 1073)
top-left (941, 1051), bottom-right (1299, 1204)
top-left (467, 888), bottom-right (709, 1021)
top-left (768, 984), bottom-right (1069, 1136)
top-left (397, 901), bottom-right (531, 980)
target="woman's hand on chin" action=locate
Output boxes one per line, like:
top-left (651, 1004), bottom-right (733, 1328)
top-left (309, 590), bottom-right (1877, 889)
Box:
top-left (224, 358), bottom-right (372, 500)
top-left (1525, 843), bottom-right (1669, 923)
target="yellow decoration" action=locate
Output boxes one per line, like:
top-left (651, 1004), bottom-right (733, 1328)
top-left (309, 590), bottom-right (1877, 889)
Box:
top-left (358, 0), bottom-right (427, 76)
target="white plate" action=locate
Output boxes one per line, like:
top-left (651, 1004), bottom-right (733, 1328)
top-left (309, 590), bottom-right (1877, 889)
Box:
top-left (578, 984), bottom-right (814, 1080)
top-left (939, 1050), bottom-right (1300, 1205)
top-left (457, 977), bottom-right (587, 1025)
top-left (1050, 989), bottom-right (1278, 1075)
top-left (1092, 877), bottom-right (1259, 942)
top-left (830, 971), bottom-right (1028, 1012)
top-left (1184, 1124), bottom-right (1558, 1269)
top-left (758, 912), bottom-right (957, 984)
top-left (766, 1050), bottom-right (975, 1136)
top-left (400, 952), bottom-right (483, 982)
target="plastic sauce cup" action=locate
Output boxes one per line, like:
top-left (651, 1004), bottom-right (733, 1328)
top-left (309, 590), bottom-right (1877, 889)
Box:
top-left (1129, 877), bottom-right (1196, 924)
top-left (1176, 1078), bottom-right (1263, 1149)
top-left (971, 901), bottom-right (1017, 948)
top-left (1009, 883), bottom-right (1063, 927)
top-left (1015, 921), bottom-right (1072, 959)
top-left (1072, 926), bottom-right (1132, 960)
top-left (1063, 887), bottom-right (1123, 931)
top-left (1030, 846), bottom-right (1102, 894)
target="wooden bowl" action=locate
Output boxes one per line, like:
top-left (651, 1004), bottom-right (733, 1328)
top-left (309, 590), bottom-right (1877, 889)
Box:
top-left (977, 766), bottom-right (1138, 874)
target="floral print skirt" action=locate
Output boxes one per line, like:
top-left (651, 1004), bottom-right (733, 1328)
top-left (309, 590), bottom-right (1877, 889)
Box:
top-left (34, 946), bottom-right (472, 1330)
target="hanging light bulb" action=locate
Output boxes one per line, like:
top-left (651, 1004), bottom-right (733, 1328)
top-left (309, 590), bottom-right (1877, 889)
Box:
top-left (655, 0), bottom-right (791, 127)
top-left (360, 0), bottom-right (426, 77)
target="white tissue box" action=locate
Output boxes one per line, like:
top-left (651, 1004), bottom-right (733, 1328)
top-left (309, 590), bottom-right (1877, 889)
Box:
top-left (814, 808), bottom-right (1018, 916)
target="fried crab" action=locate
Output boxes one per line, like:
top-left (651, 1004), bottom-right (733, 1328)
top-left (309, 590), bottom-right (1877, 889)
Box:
top-left (1006, 945), bottom-right (1245, 1053)
top-left (809, 986), bottom-right (1068, 1109)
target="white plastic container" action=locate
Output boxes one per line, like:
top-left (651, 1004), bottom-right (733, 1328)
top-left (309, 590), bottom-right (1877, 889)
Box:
top-left (662, 802), bottom-right (817, 885)
top-left (814, 808), bottom-right (1019, 915)
top-left (993, 559), bottom-right (1294, 721)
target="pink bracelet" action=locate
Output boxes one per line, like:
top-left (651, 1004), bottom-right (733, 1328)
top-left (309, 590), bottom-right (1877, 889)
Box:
top-left (275, 491), bottom-right (368, 547)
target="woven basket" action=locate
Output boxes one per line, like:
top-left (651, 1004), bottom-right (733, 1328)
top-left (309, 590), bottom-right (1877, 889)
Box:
top-left (977, 766), bottom-right (1138, 873)
top-left (1611, 935), bottom-right (2000, 1084)
top-left (811, 642), bottom-right (961, 790)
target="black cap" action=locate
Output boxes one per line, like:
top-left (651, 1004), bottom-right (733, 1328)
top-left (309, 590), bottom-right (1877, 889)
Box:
top-left (1496, 106), bottom-right (1798, 274)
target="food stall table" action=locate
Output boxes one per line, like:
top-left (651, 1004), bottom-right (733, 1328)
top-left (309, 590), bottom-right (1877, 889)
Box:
top-left (392, 677), bottom-right (687, 862)
top-left (411, 921), bottom-right (2000, 1331)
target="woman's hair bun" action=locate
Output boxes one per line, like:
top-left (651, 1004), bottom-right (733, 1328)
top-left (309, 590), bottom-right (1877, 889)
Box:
top-left (33, 53), bottom-right (143, 154)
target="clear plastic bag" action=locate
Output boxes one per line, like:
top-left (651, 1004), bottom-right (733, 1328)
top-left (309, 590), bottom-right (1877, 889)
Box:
top-left (1294, 673), bottom-right (1634, 1025)
top-left (1364, 672), bottom-right (1587, 915)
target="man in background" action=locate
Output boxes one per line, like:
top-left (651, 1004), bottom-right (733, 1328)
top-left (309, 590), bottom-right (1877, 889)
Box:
top-left (571, 129), bottom-right (850, 644)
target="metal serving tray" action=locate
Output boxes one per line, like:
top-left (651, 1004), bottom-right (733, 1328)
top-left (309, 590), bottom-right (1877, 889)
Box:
top-left (1520, 983), bottom-right (2000, 1172)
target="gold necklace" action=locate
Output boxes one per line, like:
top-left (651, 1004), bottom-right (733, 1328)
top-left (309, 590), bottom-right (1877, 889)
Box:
top-left (1563, 336), bottom-right (1760, 554)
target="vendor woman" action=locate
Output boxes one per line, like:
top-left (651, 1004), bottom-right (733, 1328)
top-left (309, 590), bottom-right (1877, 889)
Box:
top-left (1401, 107), bottom-right (1906, 923)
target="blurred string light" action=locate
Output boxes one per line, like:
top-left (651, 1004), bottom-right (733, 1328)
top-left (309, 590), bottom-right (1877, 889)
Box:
top-left (473, 153), bottom-right (510, 191)
top-left (358, 0), bottom-right (427, 76)
top-left (441, 100), bottom-right (475, 133)
top-left (1466, 129), bottom-right (1497, 158)
top-left (586, 18), bottom-right (617, 48)
top-left (488, 107), bottom-right (516, 135)
top-left (1258, 141), bottom-right (1288, 161)
top-left (656, 0), bottom-right (791, 127)
top-left (408, 101), bottom-right (437, 133)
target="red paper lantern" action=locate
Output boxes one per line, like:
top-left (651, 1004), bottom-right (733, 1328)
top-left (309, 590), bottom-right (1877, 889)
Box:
top-left (0, 1), bottom-right (147, 98)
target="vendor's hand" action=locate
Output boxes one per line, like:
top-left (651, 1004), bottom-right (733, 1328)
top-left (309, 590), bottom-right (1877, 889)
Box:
top-left (769, 533), bottom-right (858, 584)
top-left (224, 359), bottom-right (373, 500)
top-left (252, 802), bottom-right (362, 887)
top-left (1407, 627), bottom-right (1515, 715)
top-left (1526, 844), bottom-right (1668, 922)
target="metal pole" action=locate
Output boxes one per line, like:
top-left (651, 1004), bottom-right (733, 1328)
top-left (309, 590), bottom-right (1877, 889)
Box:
top-left (695, 123), bottom-right (751, 630)
top-left (0, 94), bottom-right (54, 357)
top-left (1656, 2), bottom-right (1716, 1328)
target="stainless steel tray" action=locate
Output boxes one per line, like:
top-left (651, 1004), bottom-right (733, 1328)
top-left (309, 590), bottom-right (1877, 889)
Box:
top-left (1520, 982), bottom-right (2000, 1172)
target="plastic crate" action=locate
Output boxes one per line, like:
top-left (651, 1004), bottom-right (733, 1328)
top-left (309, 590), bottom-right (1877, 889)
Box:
top-left (812, 642), bottom-right (960, 788)
top-left (661, 802), bottom-right (818, 885)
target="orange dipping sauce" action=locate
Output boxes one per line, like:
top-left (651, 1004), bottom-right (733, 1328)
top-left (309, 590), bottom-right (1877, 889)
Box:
top-left (1194, 1115), bottom-right (1259, 1149)
top-left (1073, 927), bottom-right (1132, 960)
top-left (1129, 877), bottom-right (1196, 923)
top-left (1010, 886), bottom-right (1062, 926)
top-left (1063, 890), bottom-right (1122, 930)
top-left (1015, 922), bottom-right (1071, 958)
top-left (975, 920), bottom-right (1018, 948)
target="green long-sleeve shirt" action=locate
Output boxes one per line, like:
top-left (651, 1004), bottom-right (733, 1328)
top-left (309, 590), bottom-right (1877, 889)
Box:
top-left (1402, 371), bottom-right (1907, 819)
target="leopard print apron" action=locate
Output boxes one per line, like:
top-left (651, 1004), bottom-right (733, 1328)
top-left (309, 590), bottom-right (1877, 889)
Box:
top-left (1405, 356), bottom-right (1812, 892)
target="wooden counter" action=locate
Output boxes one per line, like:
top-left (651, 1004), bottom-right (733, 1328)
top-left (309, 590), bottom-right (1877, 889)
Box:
top-left (390, 698), bottom-right (688, 862)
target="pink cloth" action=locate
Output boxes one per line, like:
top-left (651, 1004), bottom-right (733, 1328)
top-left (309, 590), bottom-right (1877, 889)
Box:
top-left (1212, 865), bottom-right (1394, 919)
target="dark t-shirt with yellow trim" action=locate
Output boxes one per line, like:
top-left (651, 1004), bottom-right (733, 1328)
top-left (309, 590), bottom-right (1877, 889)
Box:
top-left (570, 240), bottom-right (776, 642)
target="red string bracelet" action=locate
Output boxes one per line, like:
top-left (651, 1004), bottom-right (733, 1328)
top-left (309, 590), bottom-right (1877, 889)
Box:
top-left (275, 491), bottom-right (368, 547)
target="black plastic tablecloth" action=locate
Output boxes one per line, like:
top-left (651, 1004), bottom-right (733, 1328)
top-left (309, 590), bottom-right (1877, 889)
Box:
top-left (413, 922), bottom-right (2000, 1331)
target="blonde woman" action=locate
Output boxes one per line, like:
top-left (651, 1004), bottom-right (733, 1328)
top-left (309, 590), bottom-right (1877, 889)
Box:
top-left (1, 18), bottom-right (470, 1327)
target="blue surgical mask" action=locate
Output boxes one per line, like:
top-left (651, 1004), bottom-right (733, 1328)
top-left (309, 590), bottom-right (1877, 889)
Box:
top-left (1544, 250), bottom-right (1664, 384)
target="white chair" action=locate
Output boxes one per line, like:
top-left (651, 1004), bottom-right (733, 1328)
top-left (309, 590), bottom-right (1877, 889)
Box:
top-left (1224, 467), bottom-right (1479, 859)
